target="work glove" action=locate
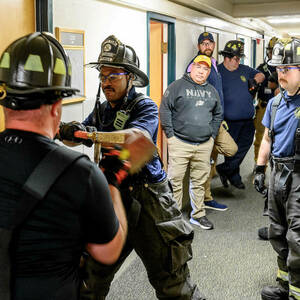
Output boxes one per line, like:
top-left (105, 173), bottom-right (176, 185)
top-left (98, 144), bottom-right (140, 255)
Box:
top-left (248, 78), bottom-right (259, 96)
top-left (99, 146), bottom-right (131, 189)
top-left (253, 165), bottom-right (267, 195)
top-left (58, 121), bottom-right (97, 147)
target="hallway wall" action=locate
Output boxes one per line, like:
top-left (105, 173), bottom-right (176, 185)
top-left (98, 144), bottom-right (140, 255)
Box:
top-left (53, 0), bottom-right (264, 140)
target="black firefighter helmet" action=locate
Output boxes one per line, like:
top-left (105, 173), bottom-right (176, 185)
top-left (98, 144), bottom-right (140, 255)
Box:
top-left (219, 40), bottom-right (245, 58)
top-left (86, 35), bottom-right (149, 87)
top-left (0, 32), bottom-right (78, 110)
top-left (268, 37), bottom-right (300, 66)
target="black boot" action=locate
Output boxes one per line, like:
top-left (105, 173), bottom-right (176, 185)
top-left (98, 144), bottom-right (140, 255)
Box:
top-left (261, 285), bottom-right (289, 300)
top-left (258, 227), bottom-right (269, 240)
top-left (216, 165), bottom-right (229, 188)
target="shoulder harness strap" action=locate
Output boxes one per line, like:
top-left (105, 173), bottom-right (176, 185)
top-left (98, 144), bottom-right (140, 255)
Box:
top-left (14, 146), bottom-right (87, 228)
top-left (268, 93), bottom-right (282, 152)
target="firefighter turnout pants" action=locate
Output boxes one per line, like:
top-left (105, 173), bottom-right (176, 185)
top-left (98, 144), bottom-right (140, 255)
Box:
top-left (80, 178), bottom-right (204, 300)
top-left (268, 157), bottom-right (300, 299)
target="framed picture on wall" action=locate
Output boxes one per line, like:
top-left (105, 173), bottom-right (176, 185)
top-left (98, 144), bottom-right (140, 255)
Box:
top-left (55, 27), bottom-right (86, 104)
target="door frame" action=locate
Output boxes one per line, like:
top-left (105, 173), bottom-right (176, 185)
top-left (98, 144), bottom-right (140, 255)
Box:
top-left (146, 12), bottom-right (176, 96)
top-left (36, 0), bottom-right (53, 32)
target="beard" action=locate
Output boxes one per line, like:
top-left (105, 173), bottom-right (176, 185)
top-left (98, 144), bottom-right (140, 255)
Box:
top-left (201, 49), bottom-right (213, 57)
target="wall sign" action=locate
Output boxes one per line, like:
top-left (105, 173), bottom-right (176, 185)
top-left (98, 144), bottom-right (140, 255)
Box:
top-left (55, 27), bottom-right (86, 104)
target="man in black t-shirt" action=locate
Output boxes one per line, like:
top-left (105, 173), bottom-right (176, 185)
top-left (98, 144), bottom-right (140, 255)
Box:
top-left (0, 32), bottom-right (127, 299)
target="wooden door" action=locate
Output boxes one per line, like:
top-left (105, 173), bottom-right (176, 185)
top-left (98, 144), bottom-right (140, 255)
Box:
top-left (149, 21), bottom-right (164, 156)
top-left (0, 0), bottom-right (35, 131)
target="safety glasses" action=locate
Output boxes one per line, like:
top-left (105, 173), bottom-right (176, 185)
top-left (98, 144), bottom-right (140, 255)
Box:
top-left (276, 66), bottom-right (300, 74)
top-left (100, 72), bottom-right (128, 83)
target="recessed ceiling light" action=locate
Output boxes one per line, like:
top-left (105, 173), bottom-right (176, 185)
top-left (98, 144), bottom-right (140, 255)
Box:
top-left (267, 17), bottom-right (300, 24)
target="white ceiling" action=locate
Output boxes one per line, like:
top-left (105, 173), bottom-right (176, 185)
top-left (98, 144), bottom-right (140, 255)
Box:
top-left (169, 0), bottom-right (300, 37)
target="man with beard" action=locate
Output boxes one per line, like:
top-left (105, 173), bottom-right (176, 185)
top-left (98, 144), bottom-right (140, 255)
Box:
top-left (186, 32), bottom-right (237, 212)
top-left (217, 40), bottom-right (265, 189)
top-left (253, 37), bottom-right (300, 300)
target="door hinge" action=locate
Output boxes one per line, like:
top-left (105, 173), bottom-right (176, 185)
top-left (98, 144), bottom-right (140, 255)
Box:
top-left (161, 42), bottom-right (168, 54)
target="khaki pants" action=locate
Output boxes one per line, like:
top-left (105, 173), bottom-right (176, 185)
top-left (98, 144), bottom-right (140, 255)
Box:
top-left (204, 123), bottom-right (238, 202)
top-left (168, 136), bottom-right (214, 219)
top-left (253, 101), bottom-right (266, 163)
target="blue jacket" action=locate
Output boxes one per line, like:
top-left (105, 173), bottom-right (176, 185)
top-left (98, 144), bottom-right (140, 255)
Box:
top-left (83, 87), bottom-right (166, 183)
top-left (218, 63), bottom-right (259, 121)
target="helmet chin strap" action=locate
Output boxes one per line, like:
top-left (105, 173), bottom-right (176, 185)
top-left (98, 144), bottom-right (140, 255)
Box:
top-left (122, 73), bottom-right (134, 105)
top-left (279, 85), bottom-right (300, 106)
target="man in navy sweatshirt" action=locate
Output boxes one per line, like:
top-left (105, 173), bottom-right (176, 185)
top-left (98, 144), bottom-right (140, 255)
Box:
top-left (186, 32), bottom-right (237, 212)
top-left (160, 55), bottom-right (222, 230)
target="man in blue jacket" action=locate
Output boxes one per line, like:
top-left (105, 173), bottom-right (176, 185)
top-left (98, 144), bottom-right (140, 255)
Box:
top-left (217, 40), bottom-right (265, 189)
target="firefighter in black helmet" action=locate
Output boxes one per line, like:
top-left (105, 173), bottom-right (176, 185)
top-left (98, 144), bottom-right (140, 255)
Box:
top-left (59, 35), bottom-right (204, 300)
top-left (0, 32), bottom-right (128, 300)
top-left (253, 37), bottom-right (300, 300)
top-left (0, 32), bottom-right (78, 109)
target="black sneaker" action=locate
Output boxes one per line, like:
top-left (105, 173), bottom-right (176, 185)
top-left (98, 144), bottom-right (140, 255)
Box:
top-left (261, 285), bottom-right (289, 300)
top-left (258, 227), bottom-right (269, 240)
top-left (190, 216), bottom-right (214, 230)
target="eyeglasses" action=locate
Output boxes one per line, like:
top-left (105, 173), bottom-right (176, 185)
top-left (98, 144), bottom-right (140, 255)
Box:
top-left (100, 72), bottom-right (128, 83)
top-left (200, 41), bottom-right (214, 47)
top-left (276, 66), bottom-right (300, 74)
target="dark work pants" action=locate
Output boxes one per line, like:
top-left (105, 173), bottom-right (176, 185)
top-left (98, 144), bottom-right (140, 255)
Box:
top-left (80, 178), bottom-right (203, 300)
top-left (217, 119), bottom-right (255, 184)
top-left (268, 158), bottom-right (300, 296)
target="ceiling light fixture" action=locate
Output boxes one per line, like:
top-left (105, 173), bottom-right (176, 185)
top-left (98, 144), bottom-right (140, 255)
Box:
top-left (266, 17), bottom-right (300, 24)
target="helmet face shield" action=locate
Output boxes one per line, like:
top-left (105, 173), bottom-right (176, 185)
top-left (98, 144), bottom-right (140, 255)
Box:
top-left (0, 32), bottom-right (79, 110)
top-left (268, 38), bottom-right (300, 66)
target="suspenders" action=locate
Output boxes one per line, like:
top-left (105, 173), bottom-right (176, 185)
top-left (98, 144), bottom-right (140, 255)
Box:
top-left (269, 93), bottom-right (300, 170)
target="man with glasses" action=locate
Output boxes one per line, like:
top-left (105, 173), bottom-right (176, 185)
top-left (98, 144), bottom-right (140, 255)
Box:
top-left (186, 32), bottom-right (237, 213)
top-left (253, 37), bottom-right (300, 300)
top-left (217, 40), bottom-right (265, 189)
top-left (160, 55), bottom-right (223, 230)
top-left (59, 35), bottom-right (204, 300)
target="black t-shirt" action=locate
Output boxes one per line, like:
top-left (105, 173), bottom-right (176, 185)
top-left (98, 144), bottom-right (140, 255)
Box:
top-left (0, 129), bottom-right (119, 299)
